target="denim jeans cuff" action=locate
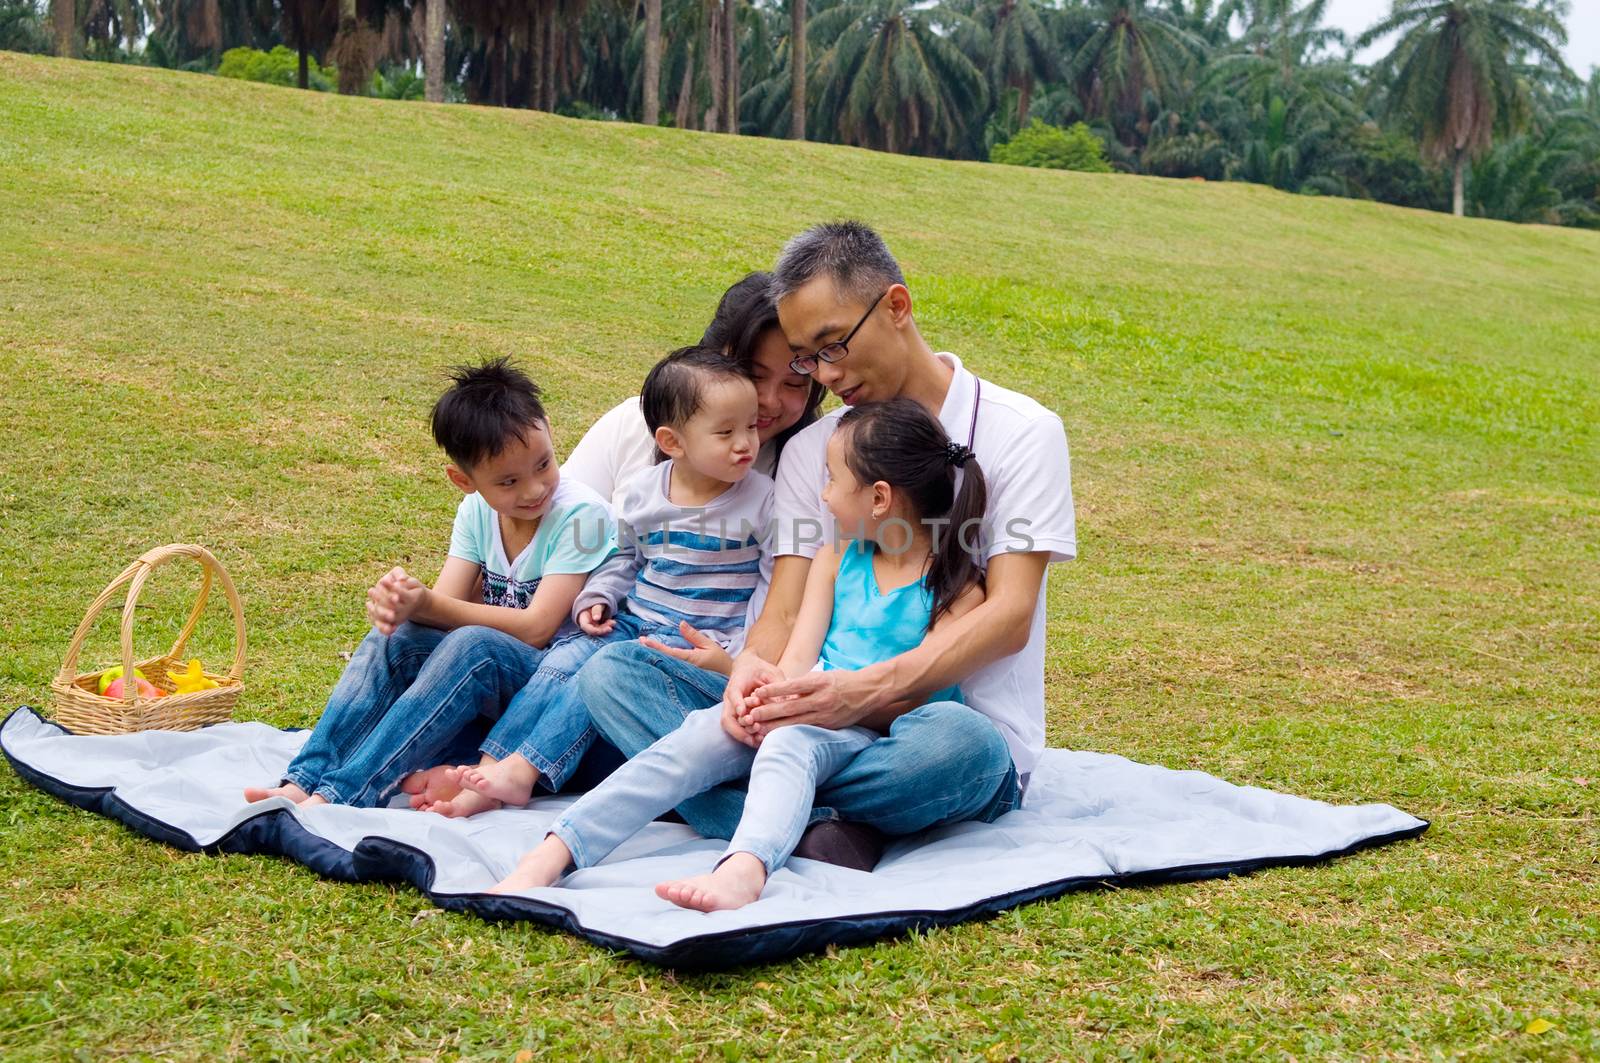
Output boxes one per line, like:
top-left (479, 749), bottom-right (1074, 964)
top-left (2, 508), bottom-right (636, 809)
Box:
top-left (977, 763), bottom-right (1023, 823)
top-left (517, 738), bottom-right (590, 793)
top-left (282, 770), bottom-right (315, 793)
top-left (549, 820), bottom-right (590, 869)
top-left (480, 739), bottom-right (516, 762)
top-left (719, 847), bottom-right (780, 876)
top-left (311, 783), bottom-right (345, 805)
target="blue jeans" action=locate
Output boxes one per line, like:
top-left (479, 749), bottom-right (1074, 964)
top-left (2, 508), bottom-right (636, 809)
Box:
top-left (476, 611), bottom-right (688, 791)
top-left (552, 706), bottom-right (874, 873)
top-left (285, 622), bottom-right (599, 807)
top-left (575, 640), bottom-right (1023, 841)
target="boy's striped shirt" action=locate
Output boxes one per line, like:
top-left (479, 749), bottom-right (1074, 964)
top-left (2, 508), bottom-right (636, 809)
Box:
top-left (574, 461), bottom-right (773, 652)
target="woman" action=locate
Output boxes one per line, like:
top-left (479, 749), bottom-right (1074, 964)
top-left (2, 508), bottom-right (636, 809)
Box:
top-left (561, 272), bottom-right (825, 507)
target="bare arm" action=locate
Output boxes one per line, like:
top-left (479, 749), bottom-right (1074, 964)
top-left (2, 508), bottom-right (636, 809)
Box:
top-left (410, 569), bottom-right (588, 649)
top-left (740, 554), bottom-right (812, 664)
top-left (430, 555), bottom-right (482, 603)
top-left (774, 545), bottom-right (839, 678)
top-left (746, 551), bottom-right (1050, 731)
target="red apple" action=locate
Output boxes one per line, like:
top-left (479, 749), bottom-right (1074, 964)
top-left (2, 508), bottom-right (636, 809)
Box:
top-left (103, 676), bottom-right (162, 699)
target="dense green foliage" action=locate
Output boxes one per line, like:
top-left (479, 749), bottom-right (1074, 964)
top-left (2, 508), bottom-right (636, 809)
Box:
top-left (217, 43), bottom-right (333, 88)
top-left (15, 0), bottom-right (1599, 224)
top-left (990, 116), bottom-right (1112, 169)
top-left (215, 43), bottom-right (423, 95)
top-left (0, 0), bottom-right (49, 53)
top-left (3, 56), bottom-right (1598, 1059)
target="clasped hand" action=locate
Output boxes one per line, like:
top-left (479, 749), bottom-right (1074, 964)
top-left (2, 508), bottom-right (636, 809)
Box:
top-left (366, 566), bottom-right (427, 635)
top-left (718, 655), bottom-right (864, 748)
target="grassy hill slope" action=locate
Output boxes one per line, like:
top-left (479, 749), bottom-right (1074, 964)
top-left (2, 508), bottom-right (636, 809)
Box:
top-left (1, 52), bottom-right (1597, 1059)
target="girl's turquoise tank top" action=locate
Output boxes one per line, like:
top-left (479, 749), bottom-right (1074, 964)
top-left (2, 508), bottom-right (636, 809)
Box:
top-left (817, 541), bottom-right (963, 705)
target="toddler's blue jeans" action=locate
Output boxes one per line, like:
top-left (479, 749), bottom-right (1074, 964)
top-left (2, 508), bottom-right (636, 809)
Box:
top-left (475, 611), bottom-right (690, 790)
top-left (282, 622), bottom-right (620, 807)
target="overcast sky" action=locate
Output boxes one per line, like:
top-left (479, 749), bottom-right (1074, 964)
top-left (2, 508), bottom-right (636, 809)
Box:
top-left (1321, 0), bottom-right (1600, 77)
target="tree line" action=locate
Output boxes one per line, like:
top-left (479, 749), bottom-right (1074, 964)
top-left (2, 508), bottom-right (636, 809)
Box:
top-left (5, 0), bottom-right (1598, 226)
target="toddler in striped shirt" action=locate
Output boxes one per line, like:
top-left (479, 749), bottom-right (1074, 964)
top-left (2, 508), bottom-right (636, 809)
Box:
top-left (439, 345), bottom-right (772, 812)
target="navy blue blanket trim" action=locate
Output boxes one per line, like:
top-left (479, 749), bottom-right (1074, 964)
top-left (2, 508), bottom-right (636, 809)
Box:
top-left (2, 706), bottom-right (1430, 970)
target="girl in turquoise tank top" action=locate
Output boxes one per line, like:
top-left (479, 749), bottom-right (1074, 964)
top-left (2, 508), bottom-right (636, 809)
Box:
top-left (492, 399), bottom-right (990, 911)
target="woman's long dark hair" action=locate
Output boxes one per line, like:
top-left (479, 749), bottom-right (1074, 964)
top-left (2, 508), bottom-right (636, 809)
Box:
top-left (836, 399), bottom-right (988, 628)
top-left (701, 271), bottom-right (826, 457)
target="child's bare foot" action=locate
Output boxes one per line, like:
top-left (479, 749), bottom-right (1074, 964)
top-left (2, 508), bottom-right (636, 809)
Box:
top-left (460, 755), bottom-right (541, 807)
top-left (655, 852), bottom-right (768, 912)
top-left (489, 835), bottom-right (573, 894)
top-left (243, 783), bottom-right (309, 803)
top-left (421, 788), bottom-right (502, 818)
top-left (297, 794), bottom-right (328, 809)
top-left (400, 765), bottom-right (463, 809)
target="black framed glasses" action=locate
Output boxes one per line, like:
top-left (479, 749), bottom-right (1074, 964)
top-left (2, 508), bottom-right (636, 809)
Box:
top-left (788, 290), bottom-right (887, 375)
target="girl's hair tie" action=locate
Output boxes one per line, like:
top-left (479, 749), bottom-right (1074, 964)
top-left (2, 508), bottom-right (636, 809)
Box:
top-left (944, 442), bottom-right (974, 468)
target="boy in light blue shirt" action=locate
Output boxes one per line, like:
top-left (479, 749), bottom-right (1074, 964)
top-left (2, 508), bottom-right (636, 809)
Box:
top-left (243, 358), bottom-right (614, 809)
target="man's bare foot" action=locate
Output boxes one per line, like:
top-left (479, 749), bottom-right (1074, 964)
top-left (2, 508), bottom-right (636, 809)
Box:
top-left (655, 852), bottom-right (768, 912)
top-left (489, 835), bottom-right (573, 895)
top-left (297, 794), bottom-right (328, 809)
top-left (243, 783), bottom-right (309, 803)
top-left (460, 755), bottom-right (540, 806)
top-left (400, 765), bottom-right (463, 809)
top-left (421, 788), bottom-right (502, 819)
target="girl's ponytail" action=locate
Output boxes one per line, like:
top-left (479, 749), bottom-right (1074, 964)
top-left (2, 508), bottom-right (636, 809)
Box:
top-left (836, 399), bottom-right (988, 628)
top-left (926, 444), bottom-right (987, 626)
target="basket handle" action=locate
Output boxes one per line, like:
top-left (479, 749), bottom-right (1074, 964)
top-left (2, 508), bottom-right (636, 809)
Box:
top-left (55, 544), bottom-right (247, 698)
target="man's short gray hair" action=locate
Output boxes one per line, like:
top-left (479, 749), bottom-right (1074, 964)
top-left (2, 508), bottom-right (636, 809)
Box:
top-left (770, 221), bottom-right (906, 307)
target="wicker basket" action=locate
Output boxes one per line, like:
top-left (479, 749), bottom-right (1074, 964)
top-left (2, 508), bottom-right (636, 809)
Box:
top-left (50, 543), bottom-right (246, 735)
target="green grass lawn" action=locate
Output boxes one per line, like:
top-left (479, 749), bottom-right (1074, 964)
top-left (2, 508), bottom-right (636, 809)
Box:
top-left (2, 51), bottom-right (1598, 1060)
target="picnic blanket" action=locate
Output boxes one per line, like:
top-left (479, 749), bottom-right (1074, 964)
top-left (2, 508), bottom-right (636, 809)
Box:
top-left (1, 706), bottom-right (1427, 969)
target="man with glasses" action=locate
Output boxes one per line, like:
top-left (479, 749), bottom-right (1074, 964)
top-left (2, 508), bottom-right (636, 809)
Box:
top-left (578, 221), bottom-right (1077, 869)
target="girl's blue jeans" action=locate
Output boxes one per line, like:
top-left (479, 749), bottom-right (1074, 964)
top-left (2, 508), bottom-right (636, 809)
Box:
top-left (282, 622), bottom-right (621, 808)
top-left (551, 706), bottom-right (875, 874)
top-left (573, 640), bottom-right (1023, 843)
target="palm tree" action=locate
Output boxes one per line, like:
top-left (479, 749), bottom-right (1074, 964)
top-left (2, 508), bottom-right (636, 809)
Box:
top-left (453, 0), bottom-right (583, 109)
top-left (1229, 0), bottom-right (1345, 70)
top-left (951, 0), bottom-right (1055, 125)
top-left (789, 0), bottom-right (805, 137)
top-left (328, 0), bottom-right (379, 93)
top-left (272, 0), bottom-right (338, 89)
top-left (641, 0), bottom-right (661, 123)
top-left (52, 0), bottom-right (76, 55)
top-left (1067, 0), bottom-right (1206, 149)
top-left (422, 0), bottom-right (446, 101)
top-left (1164, 0), bottom-right (1236, 50)
top-left (145, 0), bottom-right (277, 70)
top-left (79, 0), bottom-right (146, 55)
top-left (738, 0), bottom-right (805, 137)
top-left (721, 0), bottom-right (738, 131)
top-left (1, 0), bottom-right (52, 51)
top-left (1358, 0), bottom-right (1572, 217)
top-left (808, 0), bottom-right (987, 155)
top-left (1197, 0), bottom-right (1358, 189)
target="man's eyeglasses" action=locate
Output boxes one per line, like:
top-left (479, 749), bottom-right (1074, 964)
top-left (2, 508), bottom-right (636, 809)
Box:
top-left (788, 290), bottom-right (887, 375)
